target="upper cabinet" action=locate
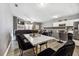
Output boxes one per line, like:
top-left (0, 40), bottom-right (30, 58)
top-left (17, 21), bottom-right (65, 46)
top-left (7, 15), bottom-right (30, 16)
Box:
top-left (53, 21), bottom-right (66, 27)
top-left (53, 19), bottom-right (79, 27)
top-left (66, 20), bottom-right (74, 26)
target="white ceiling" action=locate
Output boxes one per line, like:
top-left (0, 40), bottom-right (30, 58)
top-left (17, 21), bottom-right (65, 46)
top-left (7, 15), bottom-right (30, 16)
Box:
top-left (9, 3), bottom-right (79, 22)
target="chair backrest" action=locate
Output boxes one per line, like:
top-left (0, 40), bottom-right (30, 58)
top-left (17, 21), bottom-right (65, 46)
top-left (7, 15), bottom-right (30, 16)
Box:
top-left (16, 35), bottom-right (27, 50)
top-left (15, 30), bottom-right (38, 35)
top-left (53, 40), bottom-right (75, 56)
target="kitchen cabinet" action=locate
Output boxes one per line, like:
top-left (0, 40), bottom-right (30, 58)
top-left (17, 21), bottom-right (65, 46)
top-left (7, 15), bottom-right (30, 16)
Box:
top-left (53, 20), bottom-right (77, 27)
top-left (66, 20), bottom-right (74, 26)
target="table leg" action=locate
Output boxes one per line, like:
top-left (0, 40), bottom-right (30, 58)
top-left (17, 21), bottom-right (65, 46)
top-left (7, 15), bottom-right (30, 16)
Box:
top-left (46, 42), bottom-right (48, 48)
top-left (36, 45), bottom-right (38, 56)
top-left (40, 45), bottom-right (42, 52)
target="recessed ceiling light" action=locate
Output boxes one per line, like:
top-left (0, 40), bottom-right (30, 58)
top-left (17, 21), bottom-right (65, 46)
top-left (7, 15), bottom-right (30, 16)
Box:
top-left (39, 3), bottom-right (47, 7)
top-left (40, 3), bottom-right (45, 6)
top-left (52, 15), bottom-right (60, 18)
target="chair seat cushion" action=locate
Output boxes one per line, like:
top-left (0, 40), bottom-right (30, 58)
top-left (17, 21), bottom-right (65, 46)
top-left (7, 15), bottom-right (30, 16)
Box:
top-left (37, 48), bottom-right (55, 56)
top-left (39, 42), bottom-right (47, 45)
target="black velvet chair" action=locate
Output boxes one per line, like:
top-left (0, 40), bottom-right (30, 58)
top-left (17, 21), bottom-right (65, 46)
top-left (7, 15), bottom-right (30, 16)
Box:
top-left (37, 33), bottom-right (75, 56)
top-left (15, 30), bottom-right (39, 55)
top-left (15, 30), bottom-right (38, 35)
top-left (38, 41), bottom-right (75, 56)
top-left (16, 34), bottom-right (35, 56)
top-left (15, 30), bottom-right (38, 40)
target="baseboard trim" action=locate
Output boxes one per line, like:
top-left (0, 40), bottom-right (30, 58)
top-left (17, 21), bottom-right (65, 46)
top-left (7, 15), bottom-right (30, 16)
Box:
top-left (3, 41), bottom-right (11, 56)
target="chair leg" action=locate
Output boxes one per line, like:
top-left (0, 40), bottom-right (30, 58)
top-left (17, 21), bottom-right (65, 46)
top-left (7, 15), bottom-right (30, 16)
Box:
top-left (20, 50), bottom-right (23, 56)
top-left (35, 46), bottom-right (38, 56)
top-left (33, 48), bottom-right (36, 55)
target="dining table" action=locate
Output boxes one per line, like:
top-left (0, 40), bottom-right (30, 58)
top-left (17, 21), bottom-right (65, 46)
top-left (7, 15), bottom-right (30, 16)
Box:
top-left (23, 34), bottom-right (56, 55)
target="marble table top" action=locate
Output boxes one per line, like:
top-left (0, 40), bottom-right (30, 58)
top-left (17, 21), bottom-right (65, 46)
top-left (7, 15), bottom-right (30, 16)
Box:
top-left (24, 34), bottom-right (56, 46)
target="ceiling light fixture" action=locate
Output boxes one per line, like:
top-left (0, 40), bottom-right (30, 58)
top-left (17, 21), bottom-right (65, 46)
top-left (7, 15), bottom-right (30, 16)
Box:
top-left (39, 3), bottom-right (47, 7)
top-left (52, 15), bottom-right (60, 19)
top-left (40, 3), bottom-right (45, 6)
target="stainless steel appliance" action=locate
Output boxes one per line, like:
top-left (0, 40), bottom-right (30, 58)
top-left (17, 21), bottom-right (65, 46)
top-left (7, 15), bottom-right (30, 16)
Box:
top-left (74, 21), bottom-right (79, 40)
